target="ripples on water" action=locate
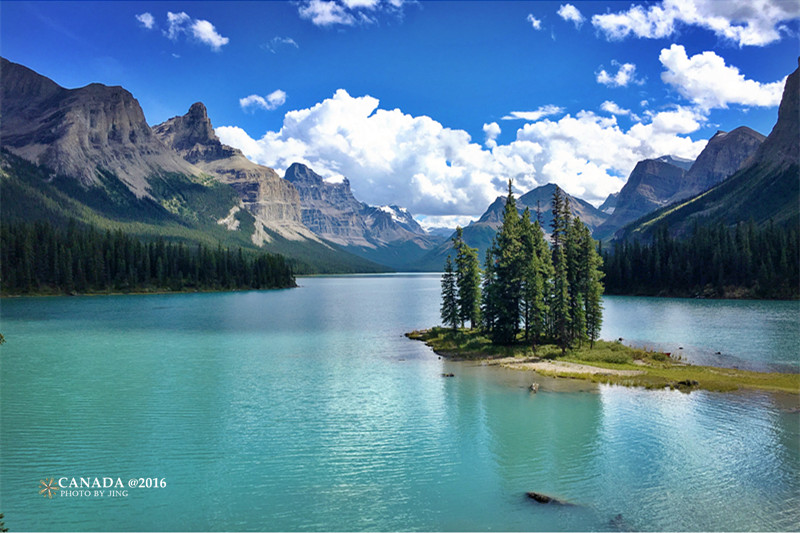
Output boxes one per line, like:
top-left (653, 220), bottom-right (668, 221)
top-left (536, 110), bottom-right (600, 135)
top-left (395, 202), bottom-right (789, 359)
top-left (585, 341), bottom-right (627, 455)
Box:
top-left (1, 276), bottom-right (798, 531)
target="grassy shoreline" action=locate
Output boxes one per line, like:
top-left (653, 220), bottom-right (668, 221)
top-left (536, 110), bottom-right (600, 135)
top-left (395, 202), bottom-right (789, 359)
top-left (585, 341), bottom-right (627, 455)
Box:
top-left (407, 327), bottom-right (800, 395)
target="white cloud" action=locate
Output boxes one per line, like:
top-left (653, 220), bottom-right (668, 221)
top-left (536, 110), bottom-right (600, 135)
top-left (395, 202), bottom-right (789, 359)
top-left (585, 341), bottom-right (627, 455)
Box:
top-left (190, 19), bottom-right (229, 51)
top-left (527, 13), bottom-right (543, 30)
top-left (217, 89), bottom-right (709, 216)
top-left (601, 101), bottom-right (630, 116)
top-left (264, 36), bottom-right (299, 53)
top-left (164, 11), bottom-right (229, 51)
top-left (166, 12), bottom-right (191, 40)
top-left (483, 122), bottom-right (501, 148)
top-left (557, 3), bottom-right (585, 28)
top-left (659, 44), bottom-right (786, 110)
top-left (298, 0), bottom-right (356, 26)
top-left (514, 107), bottom-right (706, 202)
top-left (296, 0), bottom-right (410, 26)
top-left (240, 90), bottom-right (288, 112)
top-left (342, 0), bottom-right (380, 8)
top-left (416, 215), bottom-right (478, 231)
top-left (502, 105), bottom-right (564, 121)
top-left (136, 12), bottom-right (155, 30)
top-left (592, 0), bottom-right (800, 47)
top-left (596, 61), bottom-right (643, 87)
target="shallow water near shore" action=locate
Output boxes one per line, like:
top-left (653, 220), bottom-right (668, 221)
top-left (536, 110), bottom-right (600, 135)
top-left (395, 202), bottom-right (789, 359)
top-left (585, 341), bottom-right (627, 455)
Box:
top-left (1, 274), bottom-right (798, 531)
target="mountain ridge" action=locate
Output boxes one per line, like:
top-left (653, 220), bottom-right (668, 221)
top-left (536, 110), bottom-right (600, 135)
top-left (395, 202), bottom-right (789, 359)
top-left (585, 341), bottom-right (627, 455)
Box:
top-left (153, 103), bottom-right (319, 245)
top-left (284, 162), bottom-right (443, 269)
top-left (618, 60), bottom-right (799, 241)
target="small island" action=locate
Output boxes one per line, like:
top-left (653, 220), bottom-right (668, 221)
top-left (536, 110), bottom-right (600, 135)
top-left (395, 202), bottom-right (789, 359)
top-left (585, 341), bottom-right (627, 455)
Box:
top-left (412, 184), bottom-right (799, 396)
top-left (407, 327), bottom-right (799, 395)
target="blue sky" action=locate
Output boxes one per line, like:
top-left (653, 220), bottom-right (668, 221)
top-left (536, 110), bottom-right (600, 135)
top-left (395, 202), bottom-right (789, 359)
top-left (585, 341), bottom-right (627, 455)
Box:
top-left (2, 0), bottom-right (798, 227)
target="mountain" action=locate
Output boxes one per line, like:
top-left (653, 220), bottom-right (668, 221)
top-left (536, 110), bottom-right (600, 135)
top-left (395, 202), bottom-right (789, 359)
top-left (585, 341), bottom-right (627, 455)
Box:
top-left (595, 128), bottom-right (765, 240)
top-left (619, 60), bottom-right (799, 241)
top-left (665, 127), bottom-right (765, 204)
top-left (0, 57), bottom-right (200, 197)
top-left (599, 192), bottom-right (618, 214)
top-left (593, 158), bottom-right (689, 240)
top-left (153, 102), bottom-right (320, 245)
top-left (0, 57), bottom-right (386, 273)
top-left (283, 162), bottom-right (444, 269)
top-left (413, 183), bottom-right (608, 271)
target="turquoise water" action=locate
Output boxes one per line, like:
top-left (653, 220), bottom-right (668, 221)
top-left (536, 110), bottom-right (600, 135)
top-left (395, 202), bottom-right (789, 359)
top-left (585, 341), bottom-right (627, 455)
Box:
top-left (1, 274), bottom-right (798, 531)
top-left (602, 295), bottom-right (800, 372)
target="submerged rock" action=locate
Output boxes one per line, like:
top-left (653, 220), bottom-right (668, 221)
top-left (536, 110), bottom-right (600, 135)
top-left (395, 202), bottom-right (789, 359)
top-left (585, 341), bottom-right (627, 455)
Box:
top-left (526, 492), bottom-right (573, 505)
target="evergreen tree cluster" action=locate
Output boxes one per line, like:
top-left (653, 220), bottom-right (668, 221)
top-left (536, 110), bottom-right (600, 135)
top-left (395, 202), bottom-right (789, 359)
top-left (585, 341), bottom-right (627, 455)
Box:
top-left (603, 221), bottom-right (799, 299)
top-left (442, 183), bottom-right (604, 351)
top-left (0, 220), bottom-right (296, 295)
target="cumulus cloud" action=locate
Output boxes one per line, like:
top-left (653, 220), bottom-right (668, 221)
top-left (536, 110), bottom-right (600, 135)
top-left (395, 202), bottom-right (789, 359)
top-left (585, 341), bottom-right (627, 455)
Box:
top-left (296, 0), bottom-right (407, 27)
top-left (483, 122), bottom-right (501, 148)
top-left (217, 90), bottom-right (709, 216)
top-left (557, 4), bottom-right (585, 28)
top-left (342, 0), bottom-right (380, 8)
top-left (502, 105), bottom-right (564, 121)
top-left (513, 107), bottom-right (706, 202)
top-left (298, 0), bottom-right (356, 26)
top-left (417, 215), bottom-right (479, 231)
top-left (527, 14), bottom-right (543, 30)
top-left (601, 100), bottom-right (632, 116)
top-left (164, 11), bottom-right (229, 51)
top-left (596, 61), bottom-right (643, 87)
top-left (264, 36), bottom-right (299, 53)
top-left (592, 0), bottom-right (800, 47)
top-left (240, 90), bottom-right (288, 112)
top-left (191, 19), bottom-right (229, 50)
top-left (659, 44), bottom-right (786, 110)
top-left (136, 12), bottom-right (155, 30)
top-left (166, 12), bottom-right (191, 40)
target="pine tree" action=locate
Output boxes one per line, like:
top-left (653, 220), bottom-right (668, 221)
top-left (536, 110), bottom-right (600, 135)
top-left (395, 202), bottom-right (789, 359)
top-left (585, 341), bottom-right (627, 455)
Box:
top-left (520, 208), bottom-right (548, 347)
top-left (580, 222), bottom-right (604, 348)
top-left (491, 180), bottom-right (524, 344)
top-left (440, 255), bottom-right (459, 331)
top-left (452, 227), bottom-right (481, 329)
top-left (481, 244), bottom-right (499, 334)
top-left (550, 186), bottom-right (571, 353)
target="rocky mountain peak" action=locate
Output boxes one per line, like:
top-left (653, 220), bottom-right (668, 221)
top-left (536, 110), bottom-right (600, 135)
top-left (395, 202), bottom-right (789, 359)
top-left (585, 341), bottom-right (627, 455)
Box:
top-left (284, 162), bottom-right (325, 186)
top-left (0, 57), bottom-right (200, 196)
top-left (153, 107), bottom-right (314, 244)
top-left (151, 102), bottom-right (235, 164)
top-left (748, 61), bottom-right (799, 167)
top-left (655, 155), bottom-right (694, 171)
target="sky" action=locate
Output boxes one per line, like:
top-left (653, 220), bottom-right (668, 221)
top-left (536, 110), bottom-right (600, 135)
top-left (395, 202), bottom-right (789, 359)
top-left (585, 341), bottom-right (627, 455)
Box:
top-left (2, 0), bottom-right (799, 228)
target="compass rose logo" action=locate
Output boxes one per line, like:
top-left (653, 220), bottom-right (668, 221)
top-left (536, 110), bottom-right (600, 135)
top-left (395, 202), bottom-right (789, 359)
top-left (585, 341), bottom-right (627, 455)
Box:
top-left (39, 478), bottom-right (60, 498)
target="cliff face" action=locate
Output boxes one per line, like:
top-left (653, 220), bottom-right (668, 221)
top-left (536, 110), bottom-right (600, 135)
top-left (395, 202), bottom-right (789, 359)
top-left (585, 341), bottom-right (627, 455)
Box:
top-left (283, 162), bottom-right (442, 268)
top-left (283, 163), bottom-right (371, 246)
top-left (748, 58), bottom-right (799, 168)
top-left (0, 57), bottom-right (200, 197)
top-left (595, 158), bottom-right (689, 239)
top-left (153, 103), bottom-right (318, 244)
top-left (618, 61), bottom-right (800, 241)
top-left (670, 126), bottom-right (765, 204)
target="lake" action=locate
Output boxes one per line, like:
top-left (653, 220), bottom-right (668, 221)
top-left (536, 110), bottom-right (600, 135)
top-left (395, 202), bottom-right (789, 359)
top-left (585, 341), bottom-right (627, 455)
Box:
top-left (1, 274), bottom-right (798, 531)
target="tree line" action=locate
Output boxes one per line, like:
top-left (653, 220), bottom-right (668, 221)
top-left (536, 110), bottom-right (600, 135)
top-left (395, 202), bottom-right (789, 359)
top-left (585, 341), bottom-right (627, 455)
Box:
top-left (602, 221), bottom-right (799, 299)
top-left (0, 219), bottom-right (296, 295)
top-left (441, 184), bottom-right (604, 352)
